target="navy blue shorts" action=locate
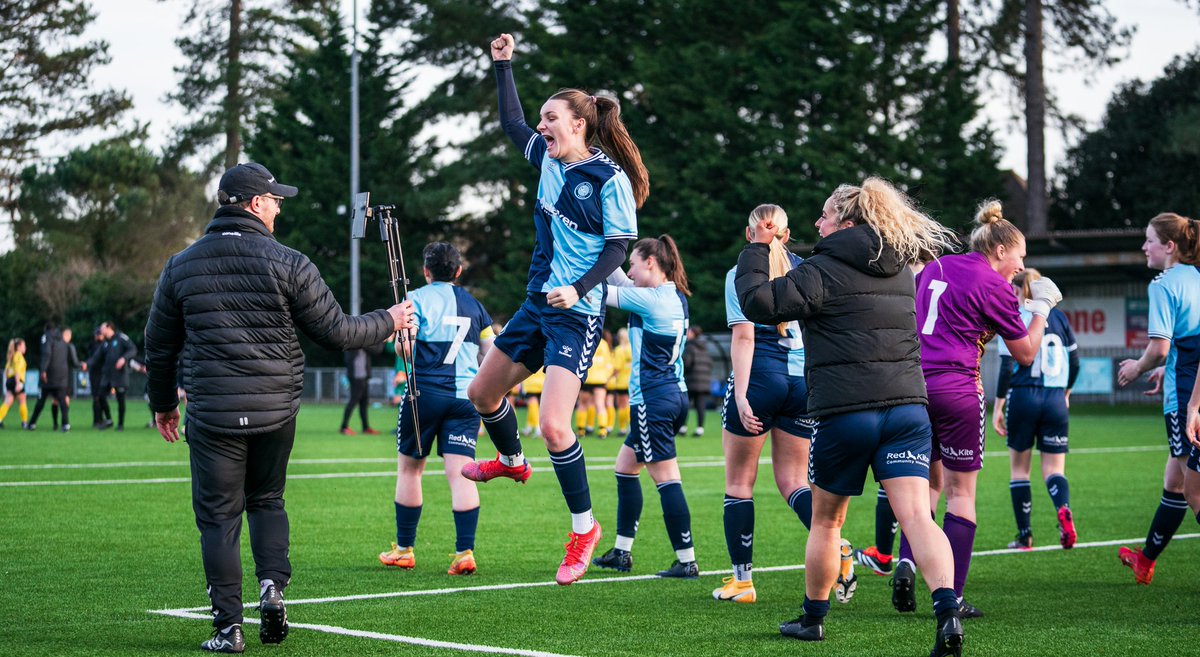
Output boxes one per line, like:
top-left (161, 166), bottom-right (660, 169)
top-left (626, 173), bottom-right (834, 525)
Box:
top-left (721, 371), bottom-right (813, 438)
top-left (1188, 443), bottom-right (1200, 473)
top-left (493, 293), bottom-right (603, 381)
top-left (396, 393), bottom-right (480, 459)
top-left (1165, 411), bottom-right (1188, 458)
top-left (808, 404), bottom-right (932, 497)
top-left (625, 390), bottom-right (688, 462)
top-left (1005, 387), bottom-right (1069, 454)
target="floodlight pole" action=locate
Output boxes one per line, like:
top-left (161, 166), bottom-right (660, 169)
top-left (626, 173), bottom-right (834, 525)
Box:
top-left (349, 0), bottom-right (361, 315)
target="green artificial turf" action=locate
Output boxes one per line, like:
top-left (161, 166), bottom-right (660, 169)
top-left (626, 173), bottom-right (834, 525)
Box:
top-left (1, 403), bottom-right (1196, 656)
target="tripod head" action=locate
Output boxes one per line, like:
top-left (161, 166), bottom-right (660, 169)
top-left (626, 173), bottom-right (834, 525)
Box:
top-left (349, 191), bottom-right (398, 241)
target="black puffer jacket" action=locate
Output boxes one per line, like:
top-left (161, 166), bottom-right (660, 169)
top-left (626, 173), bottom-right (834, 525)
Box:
top-left (102, 332), bottom-right (137, 390)
top-left (735, 224), bottom-right (927, 417)
top-left (144, 207), bottom-right (395, 436)
top-left (38, 329), bottom-right (70, 389)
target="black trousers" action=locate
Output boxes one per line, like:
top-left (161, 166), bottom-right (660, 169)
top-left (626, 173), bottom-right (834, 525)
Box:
top-left (688, 391), bottom-right (709, 429)
top-left (340, 377), bottom-right (370, 430)
top-left (99, 387), bottom-right (126, 427)
top-left (29, 386), bottom-right (68, 427)
top-left (187, 418), bottom-right (295, 627)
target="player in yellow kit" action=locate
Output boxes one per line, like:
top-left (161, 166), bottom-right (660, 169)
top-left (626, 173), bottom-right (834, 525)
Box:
top-left (577, 335), bottom-right (613, 438)
top-left (521, 367), bottom-right (546, 437)
top-left (610, 328), bottom-right (632, 435)
top-left (0, 339), bottom-right (29, 429)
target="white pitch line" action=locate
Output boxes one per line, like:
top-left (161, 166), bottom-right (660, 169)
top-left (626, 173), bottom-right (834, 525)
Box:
top-left (1, 442), bottom-right (1162, 487)
top-left (0, 458), bottom-right (729, 488)
top-left (155, 532), bottom-right (1200, 615)
top-left (149, 609), bottom-right (581, 657)
top-left (1, 443), bottom-right (1164, 473)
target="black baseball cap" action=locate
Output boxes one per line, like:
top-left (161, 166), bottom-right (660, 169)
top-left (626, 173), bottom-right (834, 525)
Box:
top-left (217, 163), bottom-right (298, 205)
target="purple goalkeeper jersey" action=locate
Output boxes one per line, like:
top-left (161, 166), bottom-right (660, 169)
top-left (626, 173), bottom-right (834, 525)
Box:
top-left (915, 252), bottom-right (1028, 393)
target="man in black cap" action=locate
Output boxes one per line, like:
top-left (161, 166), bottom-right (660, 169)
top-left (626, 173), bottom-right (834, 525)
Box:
top-left (99, 321), bottom-right (137, 431)
top-left (145, 162), bottom-right (416, 654)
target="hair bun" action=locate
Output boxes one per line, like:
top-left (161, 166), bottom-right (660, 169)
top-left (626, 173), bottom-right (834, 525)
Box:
top-left (974, 199), bottom-right (1004, 225)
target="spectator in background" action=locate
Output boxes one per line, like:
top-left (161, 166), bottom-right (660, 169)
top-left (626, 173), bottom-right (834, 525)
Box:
top-left (340, 343), bottom-right (385, 436)
top-left (682, 325), bottom-right (714, 437)
top-left (100, 321), bottom-right (138, 432)
top-left (0, 338), bottom-right (28, 429)
top-left (27, 323), bottom-right (73, 432)
top-left (50, 328), bottom-right (81, 431)
top-left (86, 328), bottom-right (112, 429)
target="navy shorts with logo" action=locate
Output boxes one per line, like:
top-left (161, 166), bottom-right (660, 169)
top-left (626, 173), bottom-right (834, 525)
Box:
top-left (721, 371), bottom-right (813, 438)
top-left (494, 293), bottom-right (603, 381)
top-left (1005, 387), bottom-right (1069, 454)
top-left (1165, 411), bottom-right (1189, 459)
top-left (625, 390), bottom-right (688, 462)
top-left (396, 393), bottom-right (480, 459)
top-left (809, 404), bottom-right (933, 497)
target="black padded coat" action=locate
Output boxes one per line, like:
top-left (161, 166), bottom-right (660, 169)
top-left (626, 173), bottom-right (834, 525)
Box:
top-left (144, 207), bottom-right (395, 436)
top-left (735, 224), bottom-right (928, 417)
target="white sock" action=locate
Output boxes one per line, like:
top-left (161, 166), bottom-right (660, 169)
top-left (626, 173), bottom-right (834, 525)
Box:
top-left (571, 511), bottom-right (595, 534)
top-left (499, 452), bottom-right (525, 467)
top-left (259, 579), bottom-right (274, 596)
top-left (733, 563), bottom-right (752, 582)
top-left (615, 535), bottom-right (634, 551)
top-left (676, 547), bottom-right (696, 563)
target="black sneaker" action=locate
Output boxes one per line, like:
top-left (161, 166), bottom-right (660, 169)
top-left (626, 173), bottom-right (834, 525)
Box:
top-left (24, 423), bottom-right (35, 431)
top-left (958, 599), bottom-right (983, 619)
top-left (656, 560), bottom-right (699, 579)
top-left (930, 614), bottom-right (964, 657)
top-left (60, 424), bottom-right (70, 433)
top-left (779, 615), bottom-right (825, 641)
top-left (890, 560), bottom-right (917, 613)
top-left (258, 581), bottom-right (289, 644)
top-left (97, 420), bottom-right (112, 430)
top-left (592, 547), bottom-right (633, 572)
top-left (1007, 533), bottom-right (1033, 550)
top-left (200, 624), bottom-right (245, 653)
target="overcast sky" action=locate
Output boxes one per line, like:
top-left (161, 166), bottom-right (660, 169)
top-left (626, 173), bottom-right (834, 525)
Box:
top-left (53, 1), bottom-right (1200, 187)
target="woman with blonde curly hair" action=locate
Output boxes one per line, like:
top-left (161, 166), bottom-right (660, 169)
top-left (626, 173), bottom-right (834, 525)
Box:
top-left (736, 178), bottom-right (964, 656)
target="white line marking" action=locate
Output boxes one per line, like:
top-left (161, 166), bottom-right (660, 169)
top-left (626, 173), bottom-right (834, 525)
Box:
top-left (149, 609), bottom-right (581, 657)
top-left (155, 532), bottom-right (1200, 614)
top-left (2, 443), bottom-right (1163, 472)
top-left (0, 458), bottom-right (729, 488)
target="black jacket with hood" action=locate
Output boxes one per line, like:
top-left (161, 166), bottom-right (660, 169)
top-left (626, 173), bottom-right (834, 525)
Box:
top-left (144, 207), bottom-right (395, 436)
top-left (735, 223), bottom-right (927, 417)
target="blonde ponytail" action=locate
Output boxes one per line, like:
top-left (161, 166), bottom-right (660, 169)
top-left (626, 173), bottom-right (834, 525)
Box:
top-left (748, 204), bottom-right (794, 335)
top-left (829, 178), bottom-right (958, 264)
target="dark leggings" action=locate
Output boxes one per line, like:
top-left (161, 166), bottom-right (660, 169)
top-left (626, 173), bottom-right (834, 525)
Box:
top-left (29, 387), bottom-right (69, 427)
top-left (341, 378), bottom-right (370, 430)
top-left (688, 391), bottom-right (709, 428)
top-left (100, 388), bottom-right (127, 428)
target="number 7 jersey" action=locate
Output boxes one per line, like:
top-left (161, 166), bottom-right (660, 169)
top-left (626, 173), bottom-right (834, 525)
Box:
top-left (408, 281), bottom-right (494, 399)
top-left (915, 252), bottom-right (1028, 393)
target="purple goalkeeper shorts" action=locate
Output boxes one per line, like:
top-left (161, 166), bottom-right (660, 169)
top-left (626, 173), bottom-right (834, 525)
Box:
top-left (928, 388), bottom-right (986, 472)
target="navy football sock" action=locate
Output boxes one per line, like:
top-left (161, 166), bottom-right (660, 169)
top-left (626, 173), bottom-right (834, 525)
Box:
top-left (615, 472), bottom-right (643, 542)
top-left (802, 596), bottom-right (830, 620)
top-left (931, 587), bottom-right (958, 621)
top-left (549, 441), bottom-right (592, 514)
top-left (480, 398), bottom-right (523, 458)
top-left (1010, 479), bottom-right (1033, 537)
top-left (787, 486), bottom-right (812, 530)
top-left (395, 502), bottom-right (422, 547)
top-left (453, 507), bottom-right (479, 552)
top-left (723, 495), bottom-right (754, 578)
top-left (1144, 489), bottom-right (1188, 561)
top-left (1046, 474), bottom-right (1070, 510)
top-left (657, 480), bottom-right (694, 553)
top-left (875, 488), bottom-right (898, 555)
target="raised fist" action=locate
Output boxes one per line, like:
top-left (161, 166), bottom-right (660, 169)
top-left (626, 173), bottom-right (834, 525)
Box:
top-left (491, 33), bottom-right (515, 61)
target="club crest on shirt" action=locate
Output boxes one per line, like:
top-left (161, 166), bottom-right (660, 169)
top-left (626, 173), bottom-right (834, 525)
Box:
top-left (573, 182), bottom-right (593, 200)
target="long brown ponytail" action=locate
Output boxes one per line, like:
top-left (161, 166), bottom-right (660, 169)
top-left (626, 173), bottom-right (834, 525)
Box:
top-left (633, 234), bottom-right (691, 296)
top-left (1149, 213), bottom-right (1200, 265)
top-left (549, 89), bottom-right (649, 208)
